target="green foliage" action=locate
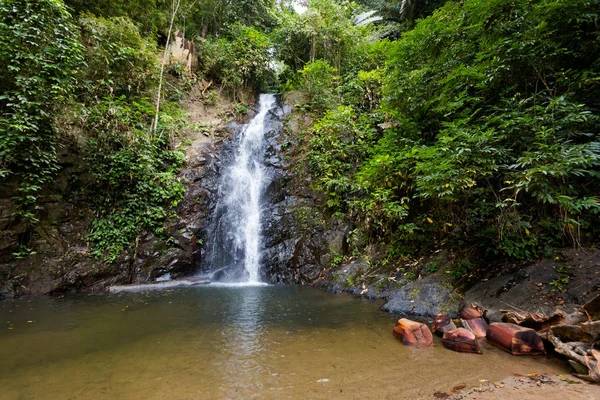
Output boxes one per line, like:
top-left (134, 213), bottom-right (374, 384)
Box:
top-left (0, 0), bottom-right (83, 223)
top-left (12, 245), bottom-right (38, 260)
top-left (64, 0), bottom-right (168, 35)
top-left (83, 97), bottom-right (185, 262)
top-left (549, 265), bottom-right (570, 292)
top-left (354, 0), bottom-right (448, 38)
top-left (309, 106), bottom-right (382, 211)
top-left (233, 102), bottom-right (251, 116)
top-left (182, 0), bottom-right (275, 37)
top-left (1, 0), bottom-right (286, 265)
top-left (273, 0), bottom-right (370, 74)
top-left (295, 60), bottom-right (340, 110)
top-left (375, 0), bottom-right (600, 258)
top-left (296, 0), bottom-right (600, 266)
top-left (77, 14), bottom-right (159, 101)
top-left (198, 24), bottom-right (274, 99)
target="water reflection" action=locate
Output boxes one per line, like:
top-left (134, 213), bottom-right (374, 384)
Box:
top-left (217, 286), bottom-right (267, 397)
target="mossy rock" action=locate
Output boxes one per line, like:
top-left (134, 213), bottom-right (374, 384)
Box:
top-left (382, 274), bottom-right (462, 317)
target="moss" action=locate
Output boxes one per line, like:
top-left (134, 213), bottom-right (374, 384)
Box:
top-left (410, 286), bottom-right (422, 300)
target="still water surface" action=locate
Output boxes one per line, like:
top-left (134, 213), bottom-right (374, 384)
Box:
top-left (0, 285), bottom-right (568, 399)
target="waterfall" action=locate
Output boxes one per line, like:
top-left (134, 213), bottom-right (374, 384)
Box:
top-left (207, 94), bottom-right (278, 283)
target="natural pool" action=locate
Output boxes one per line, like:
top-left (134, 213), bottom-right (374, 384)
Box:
top-left (0, 285), bottom-right (569, 399)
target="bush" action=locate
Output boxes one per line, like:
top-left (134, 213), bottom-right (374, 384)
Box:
top-left (83, 97), bottom-right (185, 262)
top-left (296, 60), bottom-right (340, 111)
top-left (198, 24), bottom-right (274, 99)
top-left (77, 14), bottom-right (159, 101)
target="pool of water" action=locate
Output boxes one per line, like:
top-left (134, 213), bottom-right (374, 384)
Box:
top-left (0, 285), bottom-right (568, 399)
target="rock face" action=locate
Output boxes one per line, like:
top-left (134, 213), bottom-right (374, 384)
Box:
top-left (382, 275), bottom-right (462, 317)
top-left (256, 99), bottom-right (354, 284)
top-left (195, 96), bottom-right (332, 284)
top-left (0, 92), bottom-right (348, 296)
top-left (464, 249), bottom-right (600, 321)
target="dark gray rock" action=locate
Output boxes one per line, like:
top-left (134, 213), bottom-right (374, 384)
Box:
top-left (323, 258), bottom-right (369, 294)
top-left (382, 274), bottom-right (462, 317)
top-left (464, 250), bottom-right (600, 321)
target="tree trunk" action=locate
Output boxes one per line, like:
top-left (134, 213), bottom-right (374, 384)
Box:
top-left (548, 335), bottom-right (600, 383)
top-left (153, 0), bottom-right (181, 136)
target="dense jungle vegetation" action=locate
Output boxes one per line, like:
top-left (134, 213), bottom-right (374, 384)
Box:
top-left (1, 0), bottom-right (599, 270)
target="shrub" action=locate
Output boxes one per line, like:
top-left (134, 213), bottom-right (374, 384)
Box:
top-left (198, 24), bottom-right (274, 99)
top-left (77, 14), bottom-right (159, 101)
top-left (296, 60), bottom-right (340, 111)
top-left (83, 97), bottom-right (185, 262)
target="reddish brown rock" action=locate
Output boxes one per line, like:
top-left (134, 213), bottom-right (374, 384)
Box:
top-left (460, 306), bottom-right (483, 320)
top-left (487, 322), bottom-right (546, 356)
top-left (442, 328), bottom-right (482, 354)
top-left (432, 314), bottom-right (457, 335)
top-left (460, 307), bottom-right (489, 338)
top-left (393, 318), bottom-right (434, 347)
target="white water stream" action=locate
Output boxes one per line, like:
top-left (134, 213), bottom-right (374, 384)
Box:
top-left (210, 94), bottom-right (277, 283)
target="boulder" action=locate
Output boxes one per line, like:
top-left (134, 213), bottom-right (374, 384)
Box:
top-left (442, 328), bottom-right (482, 354)
top-left (393, 318), bottom-right (434, 347)
top-left (487, 322), bottom-right (546, 356)
top-left (382, 275), bottom-right (462, 317)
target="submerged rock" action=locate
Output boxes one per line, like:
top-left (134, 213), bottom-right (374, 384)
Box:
top-left (382, 275), bottom-right (462, 317)
top-left (442, 328), bottom-right (482, 354)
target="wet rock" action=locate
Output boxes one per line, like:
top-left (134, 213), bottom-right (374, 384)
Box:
top-left (487, 322), bottom-right (546, 356)
top-left (393, 318), bottom-right (434, 347)
top-left (432, 314), bottom-right (457, 335)
top-left (382, 274), bottom-right (462, 317)
top-left (442, 328), bottom-right (482, 354)
top-left (460, 306), bottom-right (489, 338)
top-left (188, 155), bottom-right (207, 168)
top-left (324, 258), bottom-right (369, 294)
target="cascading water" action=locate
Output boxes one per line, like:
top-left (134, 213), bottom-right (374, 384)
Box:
top-left (207, 94), bottom-right (278, 283)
